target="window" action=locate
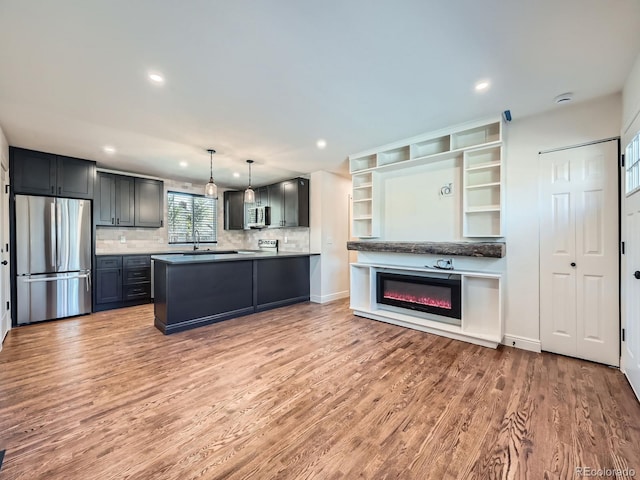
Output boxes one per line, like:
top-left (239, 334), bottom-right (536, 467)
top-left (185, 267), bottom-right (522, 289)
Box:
top-left (626, 131), bottom-right (640, 194)
top-left (167, 191), bottom-right (217, 244)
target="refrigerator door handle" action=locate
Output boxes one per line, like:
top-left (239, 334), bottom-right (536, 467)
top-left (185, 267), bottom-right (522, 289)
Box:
top-left (50, 202), bottom-right (56, 269)
top-left (56, 201), bottom-right (62, 271)
top-left (22, 273), bottom-right (91, 283)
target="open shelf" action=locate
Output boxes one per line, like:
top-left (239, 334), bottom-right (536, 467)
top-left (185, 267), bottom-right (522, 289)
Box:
top-left (348, 118), bottom-right (503, 238)
top-left (452, 122), bottom-right (501, 150)
top-left (463, 144), bottom-right (503, 237)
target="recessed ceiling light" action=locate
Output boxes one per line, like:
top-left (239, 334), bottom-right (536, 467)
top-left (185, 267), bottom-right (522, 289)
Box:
top-left (148, 72), bottom-right (165, 84)
top-left (233, 172), bottom-right (240, 178)
top-left (103, 145), bottom-right (116, 154)
top-left (316, 139), bottom-right (327, 149)
top-left (179, 161), bottom-right (188, 168)
top-left (474, 80), bottom-right (490, 92)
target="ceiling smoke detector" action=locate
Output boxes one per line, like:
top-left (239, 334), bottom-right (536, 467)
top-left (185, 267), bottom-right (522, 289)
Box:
top-left (554, 92), bottom-right (573, 105)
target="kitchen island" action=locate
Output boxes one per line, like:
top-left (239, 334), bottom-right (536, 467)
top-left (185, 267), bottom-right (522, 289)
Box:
top-left (151, 251), bottom-right (316, 334)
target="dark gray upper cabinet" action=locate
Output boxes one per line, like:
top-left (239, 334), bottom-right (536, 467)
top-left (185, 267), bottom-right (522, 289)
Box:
top-left (10, 147), bottom-right (95, 199)
top-left (94, 174), bottom-right (162, 228)
top-left (267, 183), bottom-right (283, 228)
top-left (94, 173), bottom-right (135, 227)
top-left (224, 190), bottom-right (245, 230)
top-left (134, 178), bottom-right (163, 228)
top-left (268, 178), bottom-right (309, 228)
top-left (255, 187), bottom-right (268, 207)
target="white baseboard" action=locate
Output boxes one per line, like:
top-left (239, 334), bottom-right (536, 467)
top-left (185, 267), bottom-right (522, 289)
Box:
top-left (310, 290), bottom-right (350, 304)
top-left (502, 334), bottom-right (541, 353)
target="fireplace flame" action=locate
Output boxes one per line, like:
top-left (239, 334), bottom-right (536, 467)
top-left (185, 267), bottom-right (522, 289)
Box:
top-left (383, 291), bottom-right (452, 310)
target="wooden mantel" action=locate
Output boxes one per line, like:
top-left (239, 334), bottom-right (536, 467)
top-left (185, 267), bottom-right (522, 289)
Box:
top-left (346, 241), bottom-right (505, 258)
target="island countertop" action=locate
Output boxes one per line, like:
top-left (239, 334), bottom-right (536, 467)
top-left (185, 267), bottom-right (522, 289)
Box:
top-left (151, 251), bottom-right (319, 264)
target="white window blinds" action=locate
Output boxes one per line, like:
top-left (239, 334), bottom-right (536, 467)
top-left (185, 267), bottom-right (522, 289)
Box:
top-left (167, 191), bottom-right (217, 244)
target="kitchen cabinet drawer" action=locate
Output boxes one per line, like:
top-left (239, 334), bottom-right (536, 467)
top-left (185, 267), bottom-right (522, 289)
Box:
top-left (124, 267), bottom-right (151, 285)
top-left (97, 256), bottom-right (122, 269)
top-left (124, 255), bottom-right (151, 268)
top-left (124, 283), bottom-right (151, 301)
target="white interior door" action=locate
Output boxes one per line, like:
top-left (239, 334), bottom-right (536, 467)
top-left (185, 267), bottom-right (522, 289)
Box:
top-left (622, 132), bottom-right (640, 400)
top-left (540, 140), bottom-right (619, 366)
top-left (0, 164), bottom-right (11, 346)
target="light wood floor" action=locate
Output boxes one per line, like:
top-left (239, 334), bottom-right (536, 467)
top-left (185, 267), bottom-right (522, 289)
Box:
top-left (0, 300), bottom-right (639, 479)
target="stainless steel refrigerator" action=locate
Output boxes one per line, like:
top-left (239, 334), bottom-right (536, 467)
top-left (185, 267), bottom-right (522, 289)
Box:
top-left (15, 195), bottom-right (92, 325)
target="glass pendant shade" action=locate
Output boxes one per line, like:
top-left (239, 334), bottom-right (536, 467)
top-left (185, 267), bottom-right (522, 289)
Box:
top-left (244, 159), bottom-right (255, 203)
top-left (205, 178), bottom-right (218, 199)
top-left (205, 149), bottom-right (218, 199)
top-left (244, 187), bottom-right (255, 203)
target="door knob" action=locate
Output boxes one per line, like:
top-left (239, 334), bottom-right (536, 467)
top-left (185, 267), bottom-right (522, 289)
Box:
top-left (634, 271), bottom-right (640, 280)
top-left (570, 262), bottom-right (576, 267)
top-left (1, 260), bottom-right (7, 265)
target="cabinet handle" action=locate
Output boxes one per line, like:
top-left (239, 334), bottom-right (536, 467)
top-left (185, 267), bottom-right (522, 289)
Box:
top-left (160, 220), bottom-right (163, 227)
top-left (112, 218), bottom-right (115, 225)
top-left (117, 218), bottom-right (120, 225)
top-left (58, 186), bottom-right (61, 194)
top-left (118, 269), bottom-right (121, 276)
top-left (51, 186), bottom-right (54, 194)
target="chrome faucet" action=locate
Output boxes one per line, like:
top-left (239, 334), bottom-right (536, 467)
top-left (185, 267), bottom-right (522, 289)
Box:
top-left (194, 229), bottom-right (200, 250)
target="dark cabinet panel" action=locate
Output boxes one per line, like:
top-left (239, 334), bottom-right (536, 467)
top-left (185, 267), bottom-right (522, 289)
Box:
top-left (267, 183), bottom-right (284, 228)
top-left (94, 173), bottom-right (116, 226)
top-left (11, 148), bottom-right (58, 196)
top-left (94, 173), bottom-right (135, 227)
top-left (255, 187), bottom-right (268, 207)
top-left (10, 147), bottom-right (95, 199)
top-left (224, 190), bottom-right (245, 230)
top-left (256, 257), bottom-right (310, 307)
top-left (267, 178), bottom-right (309, 228)
top-left (134, 178), bottom-right (163, 228)
top-left (95, 268), bottom-right (122, 304)
top-left (57, 155), bottom-right (95, 199)
top-left (117, 176), bottom-right (135, 226)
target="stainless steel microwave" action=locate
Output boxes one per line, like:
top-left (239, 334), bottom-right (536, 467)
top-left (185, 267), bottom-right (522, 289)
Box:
top-left (247, 206), bottom-right (271, 228)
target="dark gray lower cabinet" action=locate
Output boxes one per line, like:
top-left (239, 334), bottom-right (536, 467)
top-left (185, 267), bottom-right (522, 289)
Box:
top-left (95, 255), bottom-right (152, 311)
top-left (154, 256), bottom-right (311, 334)
top-left (95, 268), bottom-right (122, 304)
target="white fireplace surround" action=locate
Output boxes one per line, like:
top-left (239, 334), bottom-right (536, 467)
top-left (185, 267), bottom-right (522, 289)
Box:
top-left (350, 256), bottom-right (503, 348)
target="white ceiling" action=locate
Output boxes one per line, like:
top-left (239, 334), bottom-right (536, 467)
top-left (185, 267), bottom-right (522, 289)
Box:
top-left (1, 0), bottom-right (639, 189)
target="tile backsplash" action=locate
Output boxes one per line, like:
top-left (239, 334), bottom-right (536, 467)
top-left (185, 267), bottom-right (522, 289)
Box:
top-left (95, 179), bottom-right (310, 254)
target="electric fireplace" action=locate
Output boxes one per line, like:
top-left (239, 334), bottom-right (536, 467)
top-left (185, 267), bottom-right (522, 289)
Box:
top-left (376, 272), bottom-right (462, 321)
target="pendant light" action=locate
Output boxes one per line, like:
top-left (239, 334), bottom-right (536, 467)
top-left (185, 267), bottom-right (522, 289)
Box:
top-left (244, 159), bottom-right (255, 203)
top-left (205, 149), bottom-right (218, 199)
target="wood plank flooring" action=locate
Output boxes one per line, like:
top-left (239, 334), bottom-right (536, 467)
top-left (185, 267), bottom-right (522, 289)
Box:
top-left (0, 299), bottom-right (639, 479)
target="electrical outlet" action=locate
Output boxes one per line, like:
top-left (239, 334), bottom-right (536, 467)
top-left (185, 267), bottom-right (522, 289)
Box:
top-left (119, 235), bottom-right (126, 244)
top-left (284, 236), bottom-right (288, 243)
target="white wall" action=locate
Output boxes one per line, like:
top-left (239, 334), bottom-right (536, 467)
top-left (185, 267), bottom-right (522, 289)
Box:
top-left (0, 127), bottom-right (7, 168)
top-left (504, 93), bottom-right (622, 344)
top-left (382, 160), bottom-right (461, 241)
top-left (623, 52), bottom-right (640, 146)
top-left (310, 171), bottom-right (351, 303)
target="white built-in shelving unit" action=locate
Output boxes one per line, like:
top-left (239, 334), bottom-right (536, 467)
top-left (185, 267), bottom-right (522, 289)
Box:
top-left (350, 262), bottom-right (503, 348)
top-left (349, 118), bottom-right (504, 238)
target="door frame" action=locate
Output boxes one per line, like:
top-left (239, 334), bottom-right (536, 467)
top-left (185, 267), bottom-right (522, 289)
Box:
top-left (0, 163), bottom-right (11, 347)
